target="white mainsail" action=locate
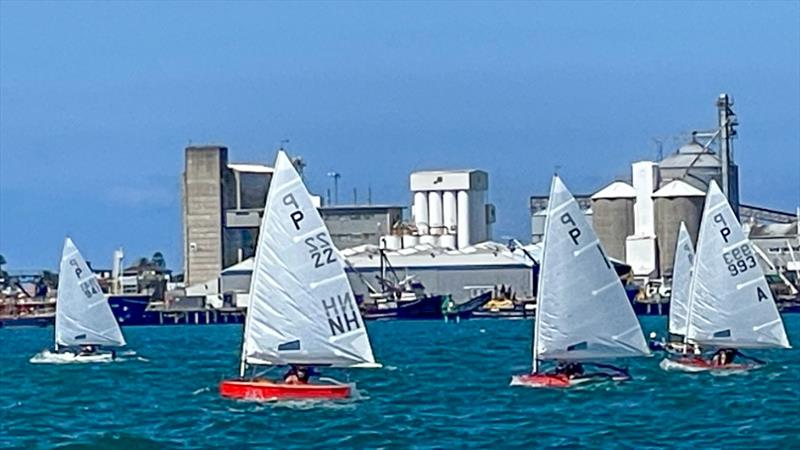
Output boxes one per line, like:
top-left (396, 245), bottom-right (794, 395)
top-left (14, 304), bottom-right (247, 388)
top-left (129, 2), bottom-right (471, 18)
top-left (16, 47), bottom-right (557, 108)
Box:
top-left (241, 151), bottom-right (378, 373)
top-left (532, 176), bottom-right (649, 370)
top-left (685, 181), bottom-right (790, 349)
top-left (55, 238), bottom-right (126, 348)
top-left (668, 222), bottom-right (695, 337)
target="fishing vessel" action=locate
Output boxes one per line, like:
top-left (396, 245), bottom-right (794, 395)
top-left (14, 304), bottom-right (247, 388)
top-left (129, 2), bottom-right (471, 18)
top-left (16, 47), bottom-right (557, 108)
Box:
top-left (661, 181), bottom-right (790, 372)
top-left (511, 176), bottom-right (650, 388)
top-left (220, 151), bottom-right (380, 401)
top-left (30, 238), bottom-right (127, 363)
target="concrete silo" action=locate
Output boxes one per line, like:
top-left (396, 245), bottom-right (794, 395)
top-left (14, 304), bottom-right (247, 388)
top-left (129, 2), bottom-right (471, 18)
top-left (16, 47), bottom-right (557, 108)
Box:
top-left (409, 170), bottom-right (492, 249)
top-left (653, 180), bottom-right (706, 277)
top-left (591, 181), bottom-right (636, 261)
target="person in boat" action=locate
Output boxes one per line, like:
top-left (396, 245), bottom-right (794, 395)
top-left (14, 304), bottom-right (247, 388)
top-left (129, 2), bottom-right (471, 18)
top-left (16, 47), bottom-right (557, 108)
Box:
top-left (283, 365), bottom-right (311, 385)
top-left (648, 332), bottom-right (666, 352)
top-left (554, 362), bottom-right (585, 379)
top-left (711, 348), bottom-right (737, 366)
top-left (78, 345), bottom-right (96, 356)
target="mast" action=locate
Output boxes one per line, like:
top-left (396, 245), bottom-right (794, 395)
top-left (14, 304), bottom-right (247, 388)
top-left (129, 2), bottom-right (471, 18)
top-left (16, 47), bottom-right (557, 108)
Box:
top-left (532, 176), bottom-right (555, 373)
top-left (238, 153), bottom-right (274, 378)
top-left (682, 229), bottom-right (701, 346)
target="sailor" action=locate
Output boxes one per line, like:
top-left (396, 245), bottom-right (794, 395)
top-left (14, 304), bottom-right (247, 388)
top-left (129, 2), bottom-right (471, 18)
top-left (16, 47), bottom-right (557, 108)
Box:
top-left (79, 345), bottom-right (96, 356)
top-left (648, 332), bottom-right (666, 352)
top-left (554, 362), bottom-right (584, 379)
top-left (711, 348), bottom-right (737, 366)
top-left (283, 365), bottom-right (310, 385)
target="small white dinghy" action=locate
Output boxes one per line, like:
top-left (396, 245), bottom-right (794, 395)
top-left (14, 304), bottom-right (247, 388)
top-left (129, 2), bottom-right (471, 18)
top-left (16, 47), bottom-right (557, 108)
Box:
top-left (655, 222), bottom-right (701, 355)
top-left (30, 238), bottom-right (126, 364)
top-left (661, 181), bottom-right (790, 373)
top-left (511, 175), bottom-right (650, 388)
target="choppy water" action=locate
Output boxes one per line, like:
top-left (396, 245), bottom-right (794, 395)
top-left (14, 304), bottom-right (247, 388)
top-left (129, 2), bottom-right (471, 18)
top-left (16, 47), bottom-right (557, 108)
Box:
top-left (1, 315), bottom-right (798, 449)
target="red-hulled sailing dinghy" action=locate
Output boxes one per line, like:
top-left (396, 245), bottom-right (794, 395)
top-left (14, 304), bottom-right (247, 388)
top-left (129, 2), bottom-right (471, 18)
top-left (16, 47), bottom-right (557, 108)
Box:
top-left (659, 357), bottom-right (758, 373)
top-left (659, 181), bottom-right (790, 374)
top-left (220, 380), bottom-right (351, 400)
top-left (511, 176), bottom-right (650, 389)
top-left (220, 151), bottom-right (380, 401)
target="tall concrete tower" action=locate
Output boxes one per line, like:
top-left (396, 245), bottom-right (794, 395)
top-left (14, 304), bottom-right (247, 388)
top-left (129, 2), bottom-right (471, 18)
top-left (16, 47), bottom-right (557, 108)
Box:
top-left (183, 146), bottom-right (232, 286)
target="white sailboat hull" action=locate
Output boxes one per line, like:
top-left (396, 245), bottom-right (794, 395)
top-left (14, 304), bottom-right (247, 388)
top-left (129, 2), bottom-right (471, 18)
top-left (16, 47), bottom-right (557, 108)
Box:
top-left (29, 349), bottom-right (114, 364)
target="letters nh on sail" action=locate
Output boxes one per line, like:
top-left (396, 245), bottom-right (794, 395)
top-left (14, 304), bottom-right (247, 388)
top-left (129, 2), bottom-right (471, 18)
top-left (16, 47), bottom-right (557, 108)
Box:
top-left (322, 292), bottom-right (361, 337)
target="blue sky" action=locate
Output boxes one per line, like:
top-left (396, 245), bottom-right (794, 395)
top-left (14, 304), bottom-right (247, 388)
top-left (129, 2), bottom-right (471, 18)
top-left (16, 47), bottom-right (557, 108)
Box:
top-left (1, 1), bottom-right (798, 271)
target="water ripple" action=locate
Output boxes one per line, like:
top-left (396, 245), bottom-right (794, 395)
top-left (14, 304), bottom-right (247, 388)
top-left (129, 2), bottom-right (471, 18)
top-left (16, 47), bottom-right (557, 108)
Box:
top-left (1, 316), bottom-right (798, 448)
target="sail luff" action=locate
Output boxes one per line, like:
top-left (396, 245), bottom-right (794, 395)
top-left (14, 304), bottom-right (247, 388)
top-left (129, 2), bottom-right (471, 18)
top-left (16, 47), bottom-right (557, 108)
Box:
top-left (531, 176), bottom-right (556, 373)
top-left (239, 176), bottom-right (274, 377)
top-left (668, 222), bottom-right (694, 337)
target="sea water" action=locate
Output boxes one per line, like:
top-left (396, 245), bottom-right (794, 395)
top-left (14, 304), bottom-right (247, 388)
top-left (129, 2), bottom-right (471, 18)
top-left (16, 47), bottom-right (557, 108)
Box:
top-left (1, 315), bottom-right (798, 449)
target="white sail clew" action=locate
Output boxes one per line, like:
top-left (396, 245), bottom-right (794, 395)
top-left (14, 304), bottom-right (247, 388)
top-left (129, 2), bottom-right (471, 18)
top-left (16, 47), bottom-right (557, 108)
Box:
top-left (55, 238), bottom-right (126, 348)
top-left (533, 176), bottom-right (649, 369)
top-left (668, 222), bottom-right (695, 337)
top-left (685, 181), bottom-right (790, 349)
top-left (242, 151), bottom-right (378, 371)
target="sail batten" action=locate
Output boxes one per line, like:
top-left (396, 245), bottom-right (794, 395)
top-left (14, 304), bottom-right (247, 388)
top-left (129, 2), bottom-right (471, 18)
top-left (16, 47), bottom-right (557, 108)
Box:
top-left (241, 151), bottom-right (378, 369)
top-left (532, 176), bottom-right (650, 368)
top-left (685, 181), bottom-right (790, 349)
top-left (55, 238), bottom-right (126, 348)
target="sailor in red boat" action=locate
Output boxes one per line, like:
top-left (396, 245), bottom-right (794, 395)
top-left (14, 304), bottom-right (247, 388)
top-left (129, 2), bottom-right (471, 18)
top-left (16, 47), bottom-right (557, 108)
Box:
top-left (283, 366), bottom-right (311, 385)
top-left (711, 348), bottom-right (737, 366)
top-left (554, 362), bottom-right (584, 379)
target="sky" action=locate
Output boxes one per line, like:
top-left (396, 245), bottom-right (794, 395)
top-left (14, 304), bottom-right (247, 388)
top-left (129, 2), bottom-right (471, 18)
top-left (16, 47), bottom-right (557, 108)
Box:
top-left (1, 1), bottom-right (798, 271)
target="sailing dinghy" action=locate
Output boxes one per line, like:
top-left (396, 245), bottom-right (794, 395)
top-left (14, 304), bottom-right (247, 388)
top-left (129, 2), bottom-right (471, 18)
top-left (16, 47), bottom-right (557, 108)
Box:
top-left (511, 176), bottom-right (650, 388)
top-left (30, 238), bottom-right (126, 363)
top-left (655, 222), bottom-right (700, 355)
top-left (661, 181), bottom-right (790, 372)
top-left (220, 151), bottom-right (380, 401)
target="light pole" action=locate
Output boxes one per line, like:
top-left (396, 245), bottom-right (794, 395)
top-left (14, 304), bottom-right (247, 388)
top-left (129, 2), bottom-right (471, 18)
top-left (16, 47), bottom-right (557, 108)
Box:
top-left (327, 172), bottom-right (341, 205)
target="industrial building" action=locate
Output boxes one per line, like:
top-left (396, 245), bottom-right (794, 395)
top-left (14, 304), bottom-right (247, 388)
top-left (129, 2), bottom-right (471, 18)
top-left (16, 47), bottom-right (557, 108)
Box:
top-left (218, 242), bottom-right (538, 308)
top-left (196, 167), bottom-right (506, 307)
top-left (529, 94), bottom-right (798, 293)
top-left (410, 170), bottom-right (495, 249)
top-left (182, 145), bottom-right (404, 287)
top-left (182, 146), bottom-right (273, 286)
top-left (320, 205), bottom-right (403, 250)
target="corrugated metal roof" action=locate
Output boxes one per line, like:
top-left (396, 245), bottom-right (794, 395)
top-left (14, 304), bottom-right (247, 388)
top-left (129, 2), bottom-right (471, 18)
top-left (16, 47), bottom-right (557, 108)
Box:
top-left (220, 241), bottom-right (541, 274)
top-left (652, 179), bottom-right (706, 198)
top-left (219, 240), bottom-right (636, 275)
top-left (341, 241), bottom-right (538, 269)
top-left (592, 181), bottom-right (636, 199)
top-left (749, 222), bottom-right (800, 238)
